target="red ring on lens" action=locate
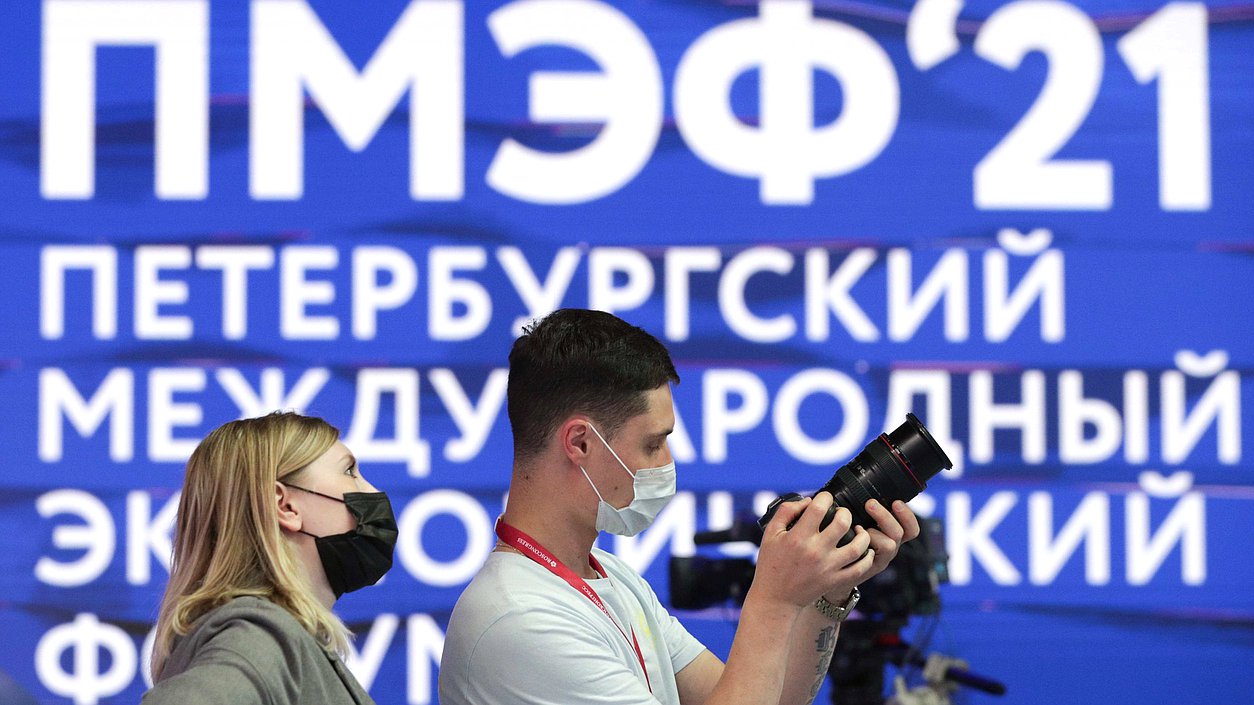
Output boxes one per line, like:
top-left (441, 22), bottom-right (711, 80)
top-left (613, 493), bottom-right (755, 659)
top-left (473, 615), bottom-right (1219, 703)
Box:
top-left (879, 434), bottom-right (924, 489)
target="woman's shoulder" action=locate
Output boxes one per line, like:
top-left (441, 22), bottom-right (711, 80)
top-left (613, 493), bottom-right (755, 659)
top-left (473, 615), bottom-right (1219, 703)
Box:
top-left (150, 597), bottom-right (365, 705)
top-left (191, 595), bottom-right (301, 631)
top-left (171, 596), bottom-right (320, 665)
top-left (197, 595), bottom-right (301, 626)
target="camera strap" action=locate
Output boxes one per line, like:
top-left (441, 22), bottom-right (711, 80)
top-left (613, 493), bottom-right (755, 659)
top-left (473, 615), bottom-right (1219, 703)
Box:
top-left (494, 517), bottom-right (652, 693)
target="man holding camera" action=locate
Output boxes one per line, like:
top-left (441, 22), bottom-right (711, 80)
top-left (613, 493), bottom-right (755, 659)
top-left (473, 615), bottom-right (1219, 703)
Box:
top-left (439, 308), bottom-right (920, 705)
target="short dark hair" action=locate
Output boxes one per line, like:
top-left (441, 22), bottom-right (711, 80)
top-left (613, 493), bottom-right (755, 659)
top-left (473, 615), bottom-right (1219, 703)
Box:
top-left (507, 309), bottom-right (679, 460)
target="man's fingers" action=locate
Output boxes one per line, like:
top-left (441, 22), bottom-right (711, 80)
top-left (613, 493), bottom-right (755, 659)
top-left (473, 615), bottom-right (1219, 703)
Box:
top-left (823, 505), bottom-right (853, 537)
top-left (831, 542), bottom-right (877, 587)
top-left (793, 491), bottom-right (835, 533)
top-left (864, 499), bottom-right (905, 542)
top-left (893, 500), bottom-right (921, 542)
top-left (765, 495), bottom-right (810, 533)
top-left (852, 546), bottom-right (876, 574)
top-left (833, 526), bottom-right (871, 567)
top-left (865, 526), bottom-right (897, 553)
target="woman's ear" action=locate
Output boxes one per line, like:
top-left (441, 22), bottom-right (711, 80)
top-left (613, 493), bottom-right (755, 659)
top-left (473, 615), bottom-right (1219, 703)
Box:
top-left (275, 482), bottom-right (302, 533)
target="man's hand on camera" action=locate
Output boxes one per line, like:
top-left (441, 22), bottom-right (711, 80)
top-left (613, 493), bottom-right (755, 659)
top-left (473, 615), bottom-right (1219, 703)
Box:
top-left (752, 491), bottom-right (877, 610)
top-left (827, 494), bottom-right (917, 597)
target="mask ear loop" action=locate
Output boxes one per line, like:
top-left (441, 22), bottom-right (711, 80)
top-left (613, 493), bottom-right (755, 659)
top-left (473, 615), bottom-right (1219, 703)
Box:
top-left (281, 483), bottom-right (348, 539)
top-left (282, 483), bottom-right (347, 504)
top-left (585, 422), bottom-right (636, 478)
top-left (578, 465), bottom-right (609, 503)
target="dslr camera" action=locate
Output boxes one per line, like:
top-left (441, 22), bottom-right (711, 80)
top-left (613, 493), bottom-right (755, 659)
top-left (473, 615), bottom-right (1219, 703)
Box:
top-left (759, 413), bottom-right (953, 544)
top-left (672, 413), bottom-right (953, 608)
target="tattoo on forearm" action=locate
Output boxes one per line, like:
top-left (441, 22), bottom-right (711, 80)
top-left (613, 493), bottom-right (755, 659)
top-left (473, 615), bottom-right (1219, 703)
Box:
top-left (807, 626), bottom-right (837, 702)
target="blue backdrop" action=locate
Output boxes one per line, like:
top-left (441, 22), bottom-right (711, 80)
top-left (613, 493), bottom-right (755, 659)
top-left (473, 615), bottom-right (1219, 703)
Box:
top-left (1, 1), bottom-right (1251, 703)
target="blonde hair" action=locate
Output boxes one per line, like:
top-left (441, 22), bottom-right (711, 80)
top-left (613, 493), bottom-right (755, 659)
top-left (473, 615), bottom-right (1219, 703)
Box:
top-left (151, 411), bottom-right (351, 679)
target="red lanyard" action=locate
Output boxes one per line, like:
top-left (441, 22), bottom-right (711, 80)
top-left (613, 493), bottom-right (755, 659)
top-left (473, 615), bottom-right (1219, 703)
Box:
top-left (495, 519), bottom-right (652, 692)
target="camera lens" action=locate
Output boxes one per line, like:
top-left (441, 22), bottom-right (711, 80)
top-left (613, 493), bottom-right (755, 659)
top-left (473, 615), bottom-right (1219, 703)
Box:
top-left (821, 413), bottom-right (951, 541)
top-left (759, 413), bottom-right (953, 544)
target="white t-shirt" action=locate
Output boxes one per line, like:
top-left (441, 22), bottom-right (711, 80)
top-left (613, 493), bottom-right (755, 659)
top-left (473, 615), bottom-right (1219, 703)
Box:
top-left (439, 547), bottom-right (707, 705)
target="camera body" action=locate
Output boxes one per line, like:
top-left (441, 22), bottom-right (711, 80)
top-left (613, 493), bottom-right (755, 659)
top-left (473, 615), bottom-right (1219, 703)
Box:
top-left (758, 413), bottom-right (952, 544)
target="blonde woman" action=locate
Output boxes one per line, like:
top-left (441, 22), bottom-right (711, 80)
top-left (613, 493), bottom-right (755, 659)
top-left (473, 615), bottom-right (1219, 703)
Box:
top-left (143, 411), bottom-right (397, 705)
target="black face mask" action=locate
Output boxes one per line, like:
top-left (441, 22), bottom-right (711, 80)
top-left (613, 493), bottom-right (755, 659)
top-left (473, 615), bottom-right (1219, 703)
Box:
top-left (284, 485), bottom-right (398, 598)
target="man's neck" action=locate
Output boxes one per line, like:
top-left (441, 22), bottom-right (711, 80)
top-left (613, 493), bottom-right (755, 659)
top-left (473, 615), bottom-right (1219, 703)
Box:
top-left (501, 463), bottom-right (602, 580)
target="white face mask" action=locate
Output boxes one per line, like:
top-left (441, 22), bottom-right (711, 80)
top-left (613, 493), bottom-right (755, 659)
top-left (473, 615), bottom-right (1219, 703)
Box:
top-left (579, 422), bottom-right (677, 537)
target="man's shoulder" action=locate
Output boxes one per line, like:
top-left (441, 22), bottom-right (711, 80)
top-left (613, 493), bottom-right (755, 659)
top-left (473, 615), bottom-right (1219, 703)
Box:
top-left (454, 552), bottom-right (580, 613)
top-left (440, 552), bottom-right (648, 705)
top-left (445, 554), bottom-right (592, 665)
top-left (448, 551), bottom-right (634, 635)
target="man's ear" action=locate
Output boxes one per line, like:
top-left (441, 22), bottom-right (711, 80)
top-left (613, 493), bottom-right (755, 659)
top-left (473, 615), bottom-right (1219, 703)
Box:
top-left (275, 482), bottom-right (302, 533)
top-left (559, 418), bottom-right (592, 466)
